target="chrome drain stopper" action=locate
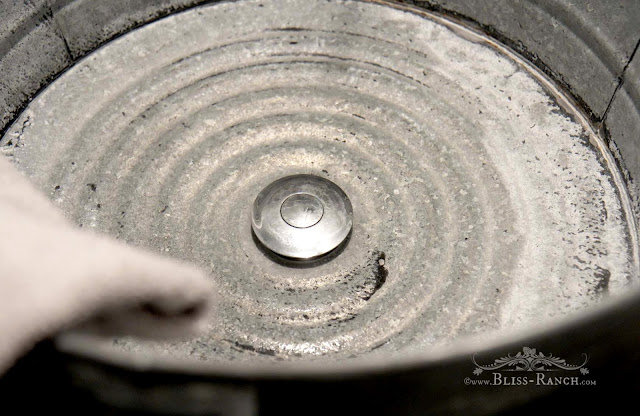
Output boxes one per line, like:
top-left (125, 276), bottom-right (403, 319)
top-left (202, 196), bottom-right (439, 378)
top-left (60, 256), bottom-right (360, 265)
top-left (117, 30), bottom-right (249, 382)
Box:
top-left (252, 174), bottom-right (353, 259)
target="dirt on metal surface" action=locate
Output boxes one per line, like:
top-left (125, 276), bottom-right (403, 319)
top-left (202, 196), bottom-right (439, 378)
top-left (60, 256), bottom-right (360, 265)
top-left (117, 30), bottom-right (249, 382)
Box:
top-left (1, 0), bottom-right (637, 363)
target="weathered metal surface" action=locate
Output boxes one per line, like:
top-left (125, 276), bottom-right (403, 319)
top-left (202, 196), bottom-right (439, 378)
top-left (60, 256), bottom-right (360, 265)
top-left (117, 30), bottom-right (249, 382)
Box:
top-left (398, 0), bottom-right (640, 121)
top-left (2, 0), bottom-right (640, 220)
top-left (2, 0), bottom-right (637, 366)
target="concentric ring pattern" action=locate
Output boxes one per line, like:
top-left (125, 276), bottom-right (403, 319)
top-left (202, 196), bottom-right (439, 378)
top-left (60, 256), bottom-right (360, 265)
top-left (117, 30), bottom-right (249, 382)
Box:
top-left (1, 0), bottom-right (637, 362)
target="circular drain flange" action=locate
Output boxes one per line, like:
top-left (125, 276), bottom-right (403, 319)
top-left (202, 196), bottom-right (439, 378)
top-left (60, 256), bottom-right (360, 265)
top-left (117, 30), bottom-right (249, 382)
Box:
top-left (1, 0), bottom-right (637, 362)
top-left (252, 174), bottom-right (352, 259)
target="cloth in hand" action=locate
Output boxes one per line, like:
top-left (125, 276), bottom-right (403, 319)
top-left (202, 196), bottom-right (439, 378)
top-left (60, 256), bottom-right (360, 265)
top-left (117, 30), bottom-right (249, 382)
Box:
top-left (0, 157), bottom-right (214, 374)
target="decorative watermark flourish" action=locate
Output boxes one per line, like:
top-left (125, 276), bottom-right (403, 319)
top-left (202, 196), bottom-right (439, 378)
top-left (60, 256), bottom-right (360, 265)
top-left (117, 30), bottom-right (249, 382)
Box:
top-left (465, 347), bottom-right (596, 386)
top-left (472, 346), bottom-right (589, 374)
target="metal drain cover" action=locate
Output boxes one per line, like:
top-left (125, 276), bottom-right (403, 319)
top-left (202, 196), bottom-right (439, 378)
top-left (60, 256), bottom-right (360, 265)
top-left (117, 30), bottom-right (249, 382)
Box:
top-left (1, 0), bottom-right (637, 362)
top-left (252, 174), bottom-right (352, 259)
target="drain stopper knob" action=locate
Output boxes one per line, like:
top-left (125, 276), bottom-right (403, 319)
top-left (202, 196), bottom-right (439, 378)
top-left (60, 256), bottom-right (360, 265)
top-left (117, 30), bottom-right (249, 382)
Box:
top-left (252, 174), bottom-right (353, 259)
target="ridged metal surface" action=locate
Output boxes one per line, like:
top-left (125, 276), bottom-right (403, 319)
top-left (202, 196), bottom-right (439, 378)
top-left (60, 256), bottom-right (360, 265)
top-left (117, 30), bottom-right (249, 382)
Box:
top-left (1, 0), bottom-right (637, 363)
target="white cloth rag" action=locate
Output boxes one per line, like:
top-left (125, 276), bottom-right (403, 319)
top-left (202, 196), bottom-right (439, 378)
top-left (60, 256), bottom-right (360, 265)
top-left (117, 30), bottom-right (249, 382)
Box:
top-left (0, 156), bottom-right (214, 374)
